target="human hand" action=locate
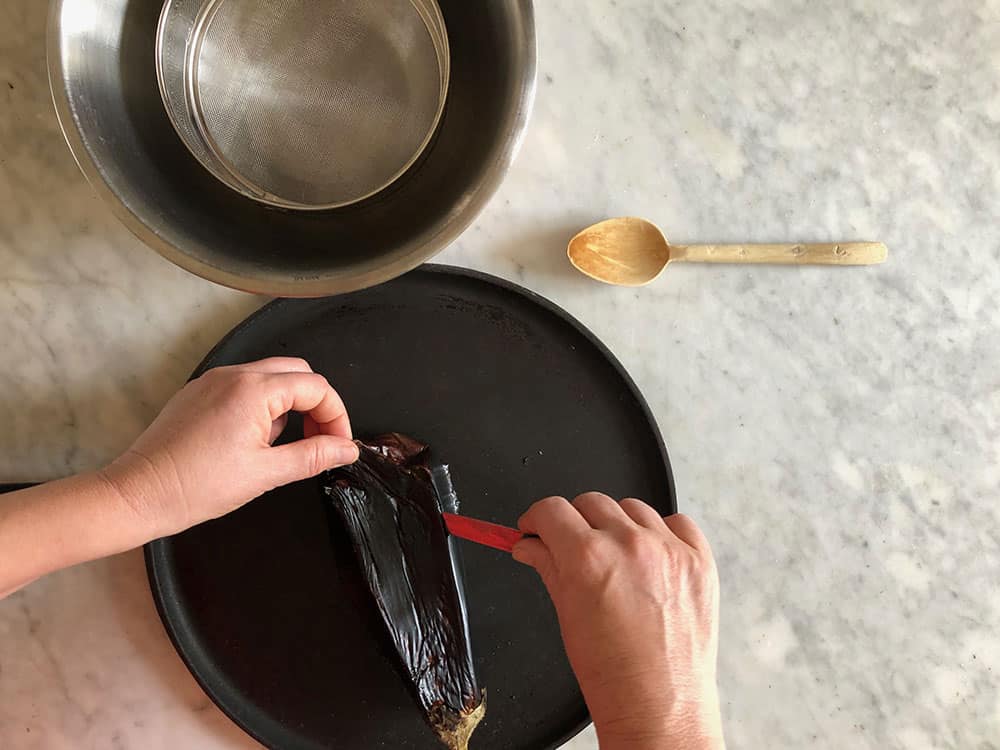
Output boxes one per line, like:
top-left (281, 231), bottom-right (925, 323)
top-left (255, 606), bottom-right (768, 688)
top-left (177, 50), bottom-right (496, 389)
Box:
top-left (513, 494), bottom-right (723, 750)
top-left (101, 357), bottom-right (359, 539)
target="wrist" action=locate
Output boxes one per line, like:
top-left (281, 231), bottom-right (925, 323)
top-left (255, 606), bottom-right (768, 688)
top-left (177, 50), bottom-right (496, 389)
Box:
top-left (599, 725), bottom-right (724, 750)
top-left (597, 709), bottom-right (724, 750)
top-left (97, 453), bottom-right (175, 541)
top-left (590, 681), bottom-right (724, 750)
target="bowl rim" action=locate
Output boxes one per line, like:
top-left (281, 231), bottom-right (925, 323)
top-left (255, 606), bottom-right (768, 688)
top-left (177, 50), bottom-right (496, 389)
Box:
top-left (46, 0), bottom-right (537, 297)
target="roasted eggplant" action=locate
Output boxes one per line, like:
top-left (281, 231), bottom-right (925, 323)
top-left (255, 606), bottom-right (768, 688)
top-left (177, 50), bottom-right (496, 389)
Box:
top-left (323, 433), bottom-right (485, 749)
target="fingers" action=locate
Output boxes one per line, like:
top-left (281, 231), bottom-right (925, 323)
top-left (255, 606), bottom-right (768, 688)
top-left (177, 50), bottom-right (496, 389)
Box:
top-left (262, 372), bottom-right (352, 439)
top-left (664, 513), bottom-right (711, 553)
top-left (202, 361), bottom-right (352, 438)
top-left (267, 434), bottom-right (360, 485)
top-left (518, 496), bottom-right (591, 559)
top-left (620, 497), bottom-right (668, 531)
top-left (571, 492), bottom-right (629, 529)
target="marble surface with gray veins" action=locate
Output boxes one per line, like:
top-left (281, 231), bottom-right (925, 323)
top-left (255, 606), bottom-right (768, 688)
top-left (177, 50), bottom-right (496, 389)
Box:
top-left (2, 1), bottom-right (998, 748)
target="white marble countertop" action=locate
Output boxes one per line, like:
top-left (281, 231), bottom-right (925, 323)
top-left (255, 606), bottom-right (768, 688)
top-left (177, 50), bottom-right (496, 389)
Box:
top-left (2, 1), bottom-right (999, 748)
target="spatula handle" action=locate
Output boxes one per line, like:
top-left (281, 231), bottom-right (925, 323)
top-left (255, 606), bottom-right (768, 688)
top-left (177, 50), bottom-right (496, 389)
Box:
top-left (442, 512), bottom-right (535, 553)
top-left (671, 242), bottom-right (887, 265)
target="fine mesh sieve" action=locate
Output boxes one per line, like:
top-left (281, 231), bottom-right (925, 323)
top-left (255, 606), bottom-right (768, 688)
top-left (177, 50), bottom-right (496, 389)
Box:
top-left (157, 0), bottom-right (450, 210)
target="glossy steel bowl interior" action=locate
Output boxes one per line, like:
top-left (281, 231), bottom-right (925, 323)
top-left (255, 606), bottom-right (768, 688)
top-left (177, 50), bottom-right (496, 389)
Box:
top-left (47, 0), bottom-right (535, 296)
top-left (157, 0), bottom-right (451, 210)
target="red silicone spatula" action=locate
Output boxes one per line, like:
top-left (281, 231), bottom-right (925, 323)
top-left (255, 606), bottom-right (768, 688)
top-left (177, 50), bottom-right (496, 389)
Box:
top-left (442, 512), bottom-right (536, 553)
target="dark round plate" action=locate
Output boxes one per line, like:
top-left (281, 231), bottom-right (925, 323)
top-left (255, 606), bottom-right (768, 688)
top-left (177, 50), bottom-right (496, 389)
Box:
top-left (145, 265), bottom-right (675, 750)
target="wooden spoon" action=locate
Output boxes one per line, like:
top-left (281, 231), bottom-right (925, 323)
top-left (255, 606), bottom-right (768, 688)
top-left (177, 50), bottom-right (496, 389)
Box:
top-left (568, 217), bottom-right (888, 286)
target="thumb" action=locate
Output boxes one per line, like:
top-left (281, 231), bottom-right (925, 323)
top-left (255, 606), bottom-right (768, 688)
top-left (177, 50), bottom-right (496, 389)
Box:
top-left (267, 435), bottom-right (360, 486)
top-left (512, 537), bottom-right (555, 581)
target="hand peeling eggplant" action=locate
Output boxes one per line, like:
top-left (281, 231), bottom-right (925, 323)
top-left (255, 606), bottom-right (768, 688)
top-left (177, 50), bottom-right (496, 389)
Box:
top-left (322, 433), bottom-right (486, 749)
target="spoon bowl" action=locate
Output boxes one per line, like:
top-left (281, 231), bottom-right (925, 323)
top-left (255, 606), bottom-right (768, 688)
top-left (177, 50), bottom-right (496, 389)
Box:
top-left (568, 217), bottom-right (672, 286)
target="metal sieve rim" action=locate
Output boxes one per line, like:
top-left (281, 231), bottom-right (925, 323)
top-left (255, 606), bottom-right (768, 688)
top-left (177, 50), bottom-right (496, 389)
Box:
top-left (182, 0), bottom-right (451, 211)
top-left (156, 0), bottom-right (246, 196)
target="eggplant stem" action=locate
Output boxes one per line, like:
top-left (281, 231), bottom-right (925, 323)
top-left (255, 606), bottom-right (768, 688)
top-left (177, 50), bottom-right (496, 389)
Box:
top-left (436, 697), bottom-right (487, 750)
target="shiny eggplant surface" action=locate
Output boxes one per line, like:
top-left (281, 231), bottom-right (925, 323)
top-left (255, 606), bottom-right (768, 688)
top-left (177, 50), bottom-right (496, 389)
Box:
top-left (324, 433), bottom-right (485, 749)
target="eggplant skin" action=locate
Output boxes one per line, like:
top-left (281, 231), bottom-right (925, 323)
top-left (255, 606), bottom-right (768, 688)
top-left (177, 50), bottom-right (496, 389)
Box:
top-left (323, 433), bottom-right (485, 749)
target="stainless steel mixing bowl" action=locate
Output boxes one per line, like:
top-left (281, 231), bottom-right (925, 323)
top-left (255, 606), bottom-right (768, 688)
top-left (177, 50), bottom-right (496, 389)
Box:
top-left (47, 0), bottom-right (535, 296)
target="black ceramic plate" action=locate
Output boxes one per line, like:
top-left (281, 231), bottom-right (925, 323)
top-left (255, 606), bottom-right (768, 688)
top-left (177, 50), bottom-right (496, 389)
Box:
top-left (145, 266), bottom-right (675, 750)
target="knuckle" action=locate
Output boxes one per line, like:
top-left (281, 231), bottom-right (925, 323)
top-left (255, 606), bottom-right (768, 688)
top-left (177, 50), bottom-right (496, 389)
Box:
top-left (198, 367), bottom-right (249, 403)
top-left (229, 369), bottom-right (258, 390)
top-left (520, 496), bottom-right (566, 528)
top-left (572, 491), bottom-right (612, 506)
top-left (576, 535), bottom-right (611, 578)
top-left (619, 497), bottom-right (655, 520)
top-left (621, 527), bottom-right (660, 561)
top-left (538, 495), bottom-right (568, 508)
top-left (302, 440), bottom-right (329, 476)
top-left (316, 374), bottom-right (335, 394)
top-left (229, 372), bottom-right (263, 403)
top-left (534, 495), bottom-right (569, 514)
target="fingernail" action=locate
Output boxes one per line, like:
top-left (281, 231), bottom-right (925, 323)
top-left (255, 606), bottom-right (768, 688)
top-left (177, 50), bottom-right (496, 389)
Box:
top-left (336, 441), bottom-right (360, 465)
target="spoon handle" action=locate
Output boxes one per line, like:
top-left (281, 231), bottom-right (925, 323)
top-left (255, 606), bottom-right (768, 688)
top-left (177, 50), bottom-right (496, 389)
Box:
top-left (670, 242), bottom-right (887, 265)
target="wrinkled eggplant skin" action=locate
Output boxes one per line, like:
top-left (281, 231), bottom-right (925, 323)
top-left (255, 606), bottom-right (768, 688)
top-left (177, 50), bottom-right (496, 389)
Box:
top-left (322, 433), bottom-right (483, 734)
